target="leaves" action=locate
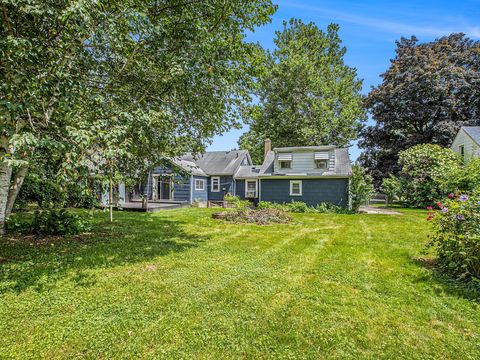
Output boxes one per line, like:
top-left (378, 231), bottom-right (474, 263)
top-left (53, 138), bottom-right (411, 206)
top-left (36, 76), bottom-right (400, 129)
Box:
top-left (238, 19), bottom-right (366, 163)
top-left (360, 34), bottom-right (480, 185)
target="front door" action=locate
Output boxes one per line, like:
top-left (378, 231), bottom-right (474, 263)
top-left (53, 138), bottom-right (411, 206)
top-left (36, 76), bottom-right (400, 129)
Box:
top-left (158, 178), bottom-right (172, 200)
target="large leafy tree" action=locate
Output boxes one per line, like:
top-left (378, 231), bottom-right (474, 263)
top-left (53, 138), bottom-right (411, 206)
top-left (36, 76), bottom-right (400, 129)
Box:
top-left (359, 34), bottom-right (480, 186)
top-left (239, 19), bottom-right (366, 163)
top-left (0, 0), bottom-right (276, 233)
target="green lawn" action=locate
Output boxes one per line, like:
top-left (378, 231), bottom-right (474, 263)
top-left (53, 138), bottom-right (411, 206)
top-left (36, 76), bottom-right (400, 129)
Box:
top-left (1, 208), bottom-right (479, 359)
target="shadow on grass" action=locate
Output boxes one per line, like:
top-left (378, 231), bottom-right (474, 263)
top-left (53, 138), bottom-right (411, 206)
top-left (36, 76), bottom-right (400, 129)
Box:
top-left (412, 257), bottom-right (479, 302)
top-left (0, 211), bottom-right (209, 294)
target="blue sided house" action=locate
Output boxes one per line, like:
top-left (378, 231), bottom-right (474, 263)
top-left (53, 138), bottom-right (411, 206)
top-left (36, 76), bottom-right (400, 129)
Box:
top-left (119, 140), bottom-right (352, 208)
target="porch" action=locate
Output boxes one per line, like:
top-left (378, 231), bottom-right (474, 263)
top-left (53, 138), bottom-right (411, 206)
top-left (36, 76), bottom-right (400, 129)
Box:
top-left (119, 200), bottom-right (189, 213)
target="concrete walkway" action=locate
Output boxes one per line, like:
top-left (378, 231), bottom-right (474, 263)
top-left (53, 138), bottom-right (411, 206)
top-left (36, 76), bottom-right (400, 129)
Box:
top-left (359, 206), bottom-right (402, 215)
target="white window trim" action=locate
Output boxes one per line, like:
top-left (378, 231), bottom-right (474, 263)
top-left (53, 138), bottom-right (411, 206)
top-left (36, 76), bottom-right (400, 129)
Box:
top-left (290, 180), bottom-right (302, 196)
top-left (245, 179), bottom-right (257, 198)
top-left (195, 179), bottom-right (205, 191)
top-left (211, 176), bottom-right (220, 192)
top-left (279, 160), bottom-right (292, 169)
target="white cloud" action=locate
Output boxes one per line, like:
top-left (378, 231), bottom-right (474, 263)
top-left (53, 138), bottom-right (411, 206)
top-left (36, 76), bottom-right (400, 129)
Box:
top-left (279, 1), bottom-right (480, 38)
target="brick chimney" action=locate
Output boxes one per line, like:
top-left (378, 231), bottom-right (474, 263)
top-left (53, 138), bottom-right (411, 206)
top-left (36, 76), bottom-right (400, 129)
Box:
top-left (264, 138), bottom-right (272, 157)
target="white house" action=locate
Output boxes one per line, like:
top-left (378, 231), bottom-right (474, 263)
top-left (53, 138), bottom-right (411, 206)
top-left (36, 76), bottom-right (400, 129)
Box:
top-left (451, 126), bottom-right (480, 162)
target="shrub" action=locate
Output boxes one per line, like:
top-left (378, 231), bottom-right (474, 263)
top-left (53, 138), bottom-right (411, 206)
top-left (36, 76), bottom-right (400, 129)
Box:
top-left (220, 208), bottom-right (292, 225)
top-left (31, 209), bottom-right (92, 236)
top-left (257, 200), bottom-right (351, 214)
top-left (428, 191), bottom-right (480, 283)
top-left (381, 174), bottom-right (401, 205)
top-left (349, 165), bottom-right (375, 212)
top-left (441, 157), bottom-right (480, 194)
top-left (398, 144), bottom-right (460, 207)
top-left (224, 194), bottom-right (251, 209)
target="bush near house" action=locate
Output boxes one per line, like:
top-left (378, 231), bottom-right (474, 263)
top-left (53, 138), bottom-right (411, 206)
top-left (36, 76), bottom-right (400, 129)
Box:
top-left (349, 165), bottom-right (375, 212)
top-left (397, 144), bottom-right (460, 207)
top-left (428, 191), bottom-right (480, 284)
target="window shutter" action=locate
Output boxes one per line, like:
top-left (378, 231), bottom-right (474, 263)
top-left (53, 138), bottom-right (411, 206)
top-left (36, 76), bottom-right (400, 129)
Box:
top-left (314, 152), bottom-right (329, 160)
top-left (278, 153), bottom-right (292, 161)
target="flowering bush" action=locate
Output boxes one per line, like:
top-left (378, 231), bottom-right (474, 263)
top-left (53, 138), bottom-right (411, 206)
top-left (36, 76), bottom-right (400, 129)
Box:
top-left (428, 191), bottom-right (480, 283)
top-left (399, 144), bottom-right (460, 207)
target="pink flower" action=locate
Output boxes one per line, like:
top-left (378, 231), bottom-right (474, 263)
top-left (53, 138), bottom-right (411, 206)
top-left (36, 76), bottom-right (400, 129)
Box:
top-left (448, 193), bottom-right (455, 199)
top-left (426, 206), bottom-right (433, 210)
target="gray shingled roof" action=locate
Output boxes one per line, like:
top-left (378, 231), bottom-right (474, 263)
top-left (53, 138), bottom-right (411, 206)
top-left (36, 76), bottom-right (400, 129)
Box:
top-left (181, 150), bottom-right (250, 176)
top-left (259, 148), bottom-right (352, 177)
top-left (171, 158), bottom-right (207, 177)
top-left (462, 126), bottom-right (480, 146)
top-left (235, 165), bottom-right (262, 178)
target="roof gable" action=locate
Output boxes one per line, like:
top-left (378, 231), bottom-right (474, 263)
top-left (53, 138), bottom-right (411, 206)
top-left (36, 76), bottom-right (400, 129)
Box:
top-left (182, 150), bottom-right (250, 176)
top-left (461, 126), bottom-right (480, 146)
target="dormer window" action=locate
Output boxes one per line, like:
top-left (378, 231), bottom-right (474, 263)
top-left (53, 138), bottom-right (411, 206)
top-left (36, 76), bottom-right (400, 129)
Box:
top-left (278, 153), bottom-right (292, 169)
top-left (314, 152), bottom-right (329, 169)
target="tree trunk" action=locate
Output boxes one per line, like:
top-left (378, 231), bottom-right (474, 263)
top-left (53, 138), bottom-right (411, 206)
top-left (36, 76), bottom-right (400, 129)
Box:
top-left (0, 161), bottom-right (12, 235)
top-left (109, 172), bottom-right (113, 223)
top-left (5, 164), bottom-right (28, 219)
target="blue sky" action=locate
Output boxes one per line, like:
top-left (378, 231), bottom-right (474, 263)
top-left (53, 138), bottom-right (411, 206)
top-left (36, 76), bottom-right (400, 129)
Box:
top-left (207, 0), bottom-right (480, 160)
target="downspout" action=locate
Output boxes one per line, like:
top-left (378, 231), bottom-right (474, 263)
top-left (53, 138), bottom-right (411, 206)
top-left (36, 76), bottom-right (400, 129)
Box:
top-left (258, 178), bottom-right (261, 202)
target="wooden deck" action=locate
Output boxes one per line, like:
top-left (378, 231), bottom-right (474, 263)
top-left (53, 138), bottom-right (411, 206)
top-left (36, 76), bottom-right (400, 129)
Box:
top-left (119, 201), bottom-right (189, 213)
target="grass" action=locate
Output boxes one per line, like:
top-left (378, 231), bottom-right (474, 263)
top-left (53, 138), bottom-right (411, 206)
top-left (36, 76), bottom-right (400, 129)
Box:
top-left (0, 208), bottom-right (479, 359)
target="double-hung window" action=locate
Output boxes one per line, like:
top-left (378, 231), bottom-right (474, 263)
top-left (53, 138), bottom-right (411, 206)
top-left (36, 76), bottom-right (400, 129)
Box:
top-left (195, 179), bottom-right (205, 191)
top-left (314, 152), bottom-right (329, 169)
top-left (290, 180), bottom-right (302, 196)
top-left (278, 153), bottom-right (292, 169)
top-left (211, 176), bottom-right (220, 192)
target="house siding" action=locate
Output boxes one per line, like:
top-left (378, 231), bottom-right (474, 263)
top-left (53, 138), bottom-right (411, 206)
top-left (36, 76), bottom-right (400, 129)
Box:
top-left (208, 175), bottom-right (234, 201)
top-left (235, 179), bottom-right (246, 199)
top-left (146, 165), bottom-right (190, 202)
top-left (260, 178), bottom-right (349, 207)
top-left (452, 129), bottom-right (480, 162)
top-left (192, 176), bottom-right (208, 202)
top-left (275, 150), bottom-right (335, 174)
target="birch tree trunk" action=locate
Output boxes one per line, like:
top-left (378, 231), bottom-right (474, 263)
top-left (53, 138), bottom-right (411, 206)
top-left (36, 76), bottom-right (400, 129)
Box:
top-left (5, 164), bottom-right (29, 219)
top-left (109, 171), bottom-right (113, 223)
top-left (0, 162), bottom-right (12, 235)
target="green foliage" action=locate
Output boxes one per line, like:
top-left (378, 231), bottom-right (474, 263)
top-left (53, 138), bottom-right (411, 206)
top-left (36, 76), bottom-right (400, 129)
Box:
top-left (381, 174), bottom-right (402, 205)
top-left (428, 191), bottom-right (480, 284)
top-left (7, 209), bottom-right (91, 235)
top-left (441, 157), bottom-right (480, 194)
top-left (17, 173), bottom-right (66, 209)
top-left (239, 19), bottom-right (366, 163)
top-left (349, 165), bottom-right (375, 212)
top-left (398, 144), bottom-right (460, 207)
top-left (257, 200), bottom-right (351, 214)
top-left (1, 0), bottom-right (277, 228)
top-left (224, 194), bottom-right (251, 209)
top-left (360, 34), bottom-right (480, 185)
top-left (31, 209), bottom-right (91, 236)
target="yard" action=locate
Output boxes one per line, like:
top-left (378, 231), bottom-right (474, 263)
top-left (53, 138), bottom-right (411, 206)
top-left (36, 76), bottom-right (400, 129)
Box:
top-left (0, 208), bottom-right (479, 359)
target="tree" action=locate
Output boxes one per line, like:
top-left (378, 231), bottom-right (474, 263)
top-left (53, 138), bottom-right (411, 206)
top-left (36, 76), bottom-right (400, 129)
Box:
top-left (238, 19), bottom-right (366, 164)
top-left (360, 34), bottom-right (480, 186)
top-left (0, 0), bottom-right (277, 233)
top-left (349, 165), bottom-right (374, 212)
